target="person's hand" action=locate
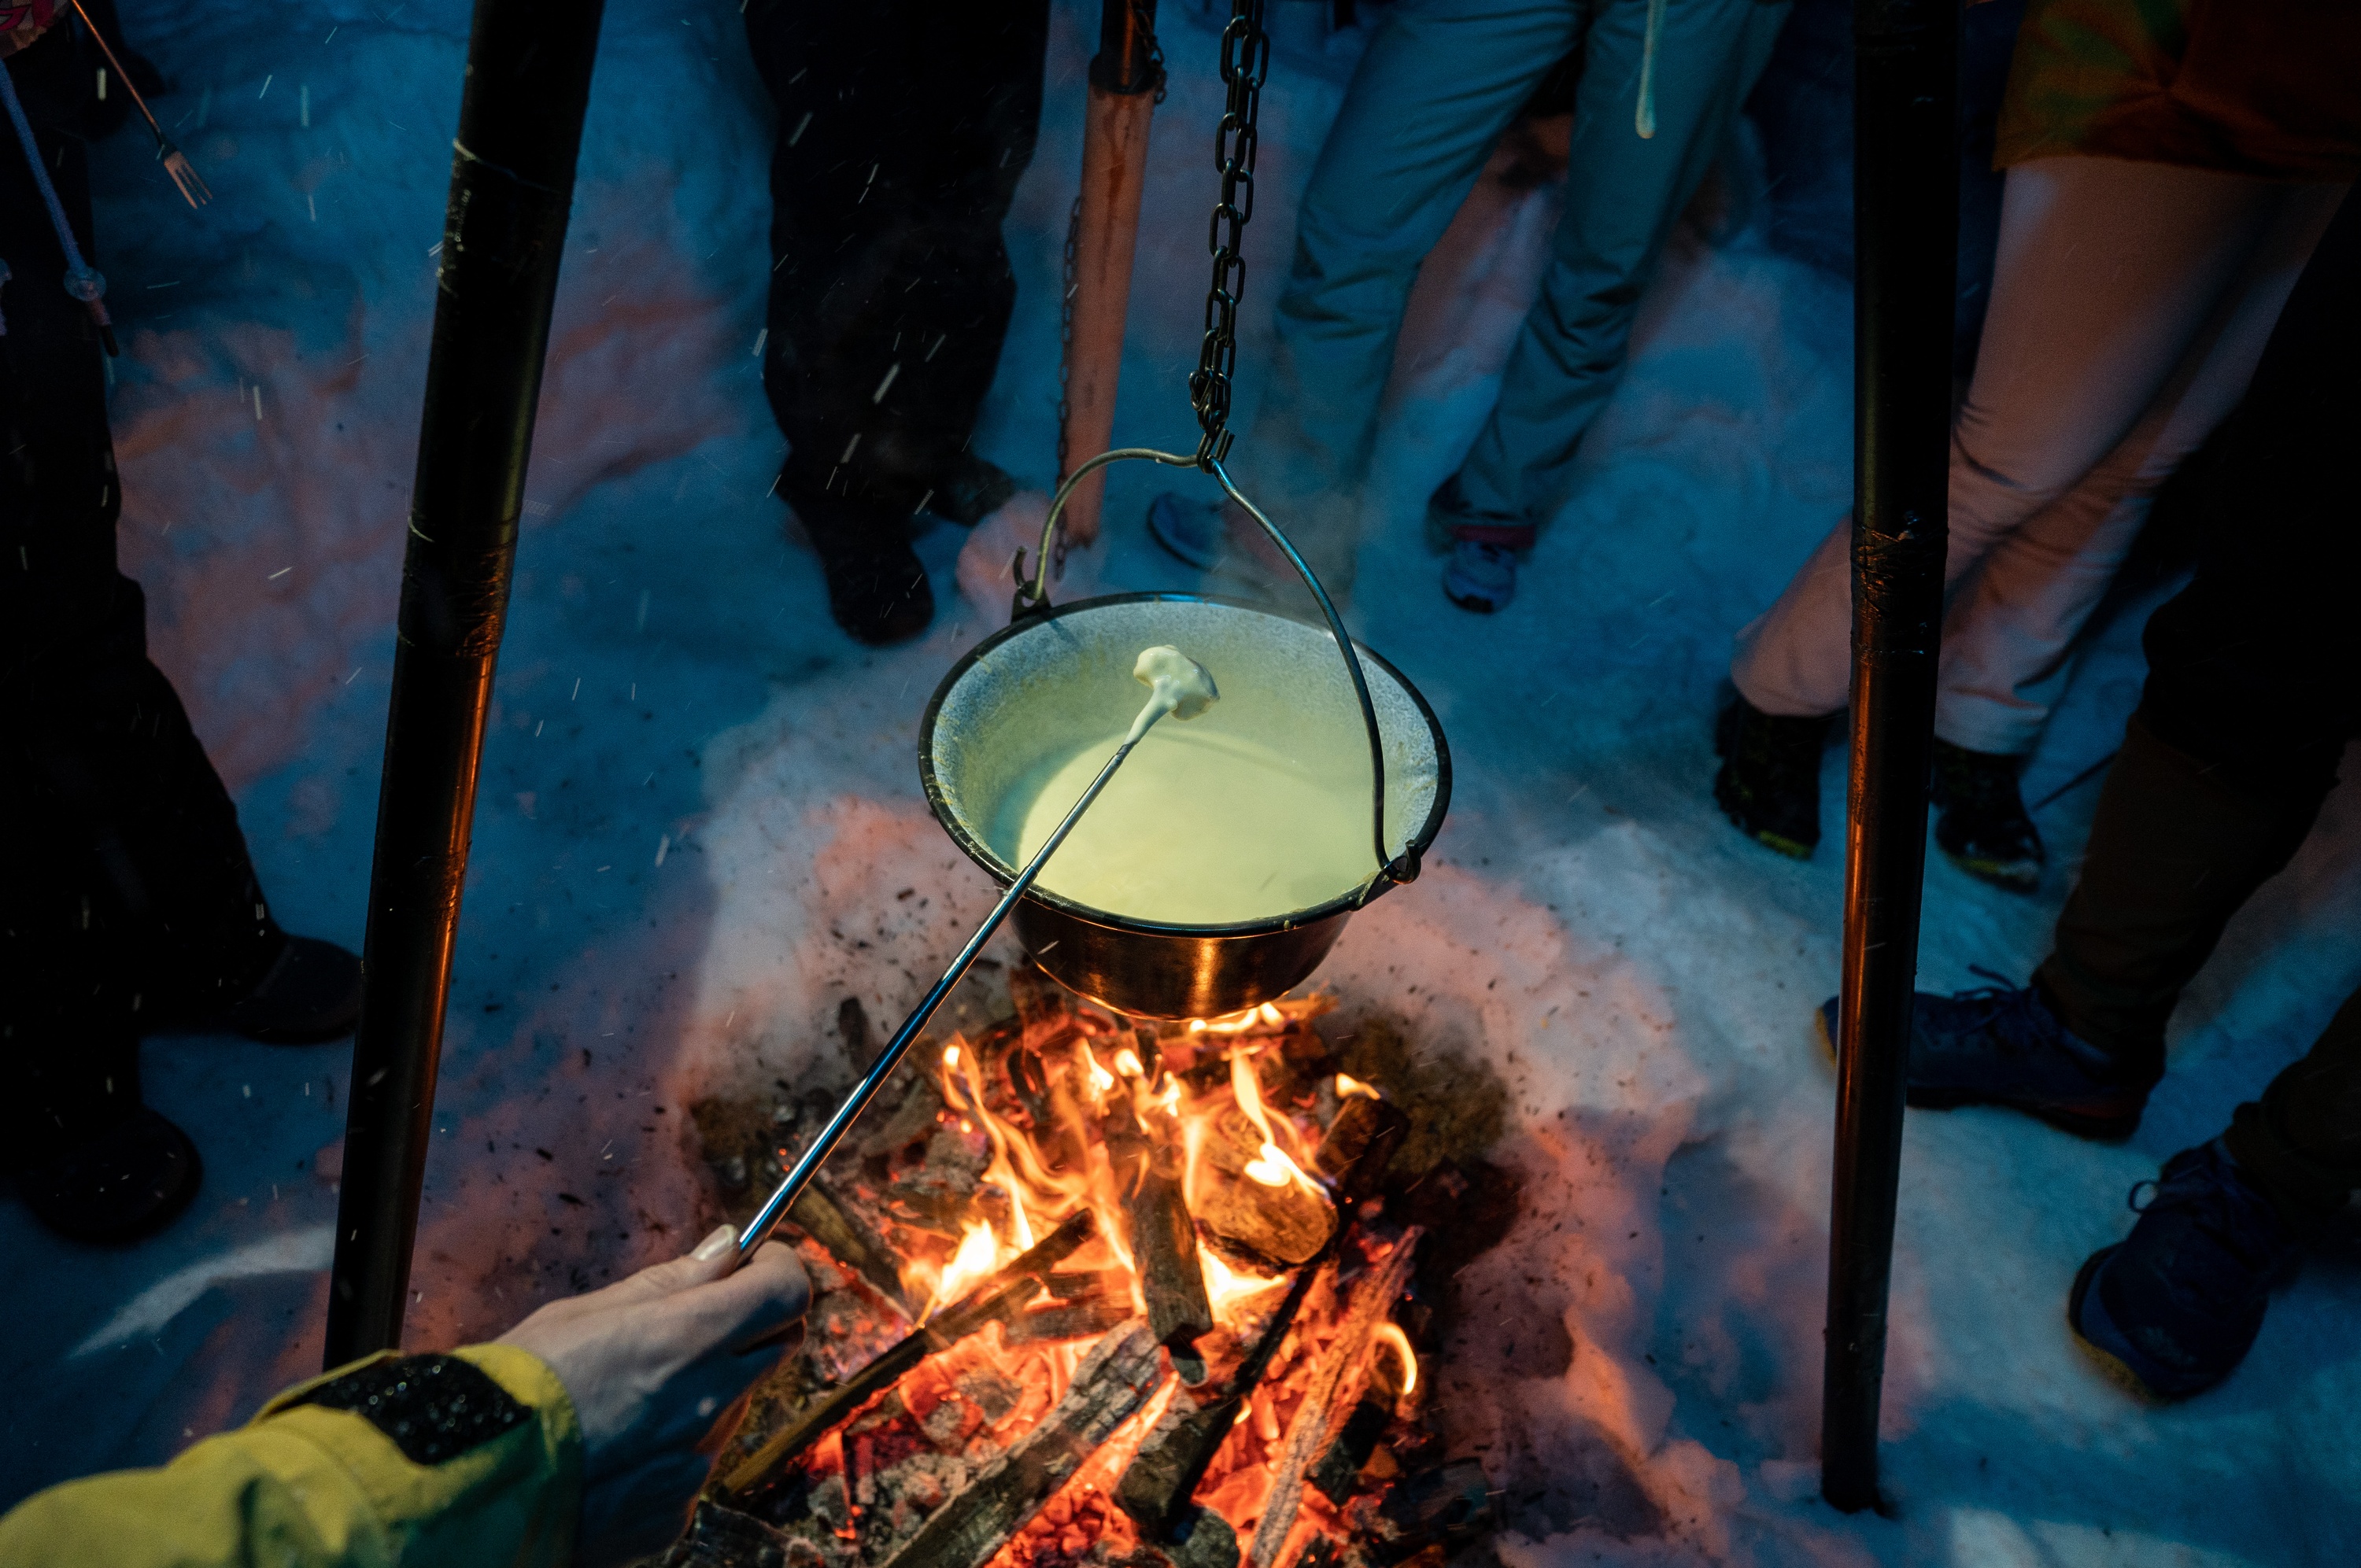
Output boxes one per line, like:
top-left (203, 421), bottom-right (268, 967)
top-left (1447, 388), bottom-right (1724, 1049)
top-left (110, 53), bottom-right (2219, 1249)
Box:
top-left (499, 1226), bottom-right (809, 1566)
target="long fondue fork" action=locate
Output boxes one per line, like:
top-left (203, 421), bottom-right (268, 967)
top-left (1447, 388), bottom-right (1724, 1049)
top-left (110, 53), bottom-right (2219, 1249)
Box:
top-left (733, 649), bottom-right (1217, 1267)
top-left (70, 2), bottom-right (212, 209)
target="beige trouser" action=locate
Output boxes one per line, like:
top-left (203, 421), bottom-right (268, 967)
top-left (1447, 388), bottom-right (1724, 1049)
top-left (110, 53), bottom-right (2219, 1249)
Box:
top-left (1731, 157), bottom-right (2347, 754)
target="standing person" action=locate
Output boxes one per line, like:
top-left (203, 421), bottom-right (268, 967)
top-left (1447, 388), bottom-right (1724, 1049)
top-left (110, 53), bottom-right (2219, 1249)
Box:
top-left (745, 0), bottom-right (1051, 646)
top-left (1145, 0), bottom-right (1793, 611)
top-left (1838, 186), bottom-right (2359, 1400)
top-left (2, 10), bottom-right (360, 1243)
top-left (1714, 0), bottom-right (2358, 889)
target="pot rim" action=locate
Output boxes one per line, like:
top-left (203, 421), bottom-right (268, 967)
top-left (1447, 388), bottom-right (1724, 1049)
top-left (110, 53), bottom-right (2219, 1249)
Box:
top-left (918, 590), bottom-right (1454, 940)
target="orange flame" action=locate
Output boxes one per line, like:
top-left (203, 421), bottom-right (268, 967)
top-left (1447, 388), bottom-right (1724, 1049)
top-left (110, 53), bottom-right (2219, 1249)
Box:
top-left (920, 1220), bottom-right (1001, 1322)
top-left (1230, 1051), bottom-right (1326, 1198)
top-left (1371, 1321), bottom-right (1417, 1395)
top-left (1334, 1072), bottom-right (1380, 1100)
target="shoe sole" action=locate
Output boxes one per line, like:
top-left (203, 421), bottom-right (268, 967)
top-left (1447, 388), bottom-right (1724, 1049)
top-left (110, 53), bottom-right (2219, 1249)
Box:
top-left (1443, 588), bottom-right (1502, 614)
top-left (1810, 1008), bottom-right (2142, 1141)
top-left (2067, 1247), bottom-right (2174, 1404)
top-left (1942, 847), bottom-right (2042, 893)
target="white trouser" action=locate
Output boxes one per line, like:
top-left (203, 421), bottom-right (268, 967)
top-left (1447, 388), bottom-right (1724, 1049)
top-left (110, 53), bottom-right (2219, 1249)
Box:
top-left (1731, 157), bottom-right (2347, 754)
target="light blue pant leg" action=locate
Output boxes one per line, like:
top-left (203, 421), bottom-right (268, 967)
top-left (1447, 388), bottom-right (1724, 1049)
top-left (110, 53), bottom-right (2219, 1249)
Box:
top-left (1445, 0), bottom-right (1792, 542)
top-left (1233, 0), bottom-right (1587, 586)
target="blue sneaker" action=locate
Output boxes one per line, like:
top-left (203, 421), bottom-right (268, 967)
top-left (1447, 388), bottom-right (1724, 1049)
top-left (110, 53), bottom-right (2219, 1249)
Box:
top-left (1442, 539), bottom-right (1517, 613)
top-left (1814, 981), bottom-right (2152, 1139)
top-left (2069, 1140), bottom-right (2307, 1400)
top-left (1146, 491), bottom-right (1226, 570)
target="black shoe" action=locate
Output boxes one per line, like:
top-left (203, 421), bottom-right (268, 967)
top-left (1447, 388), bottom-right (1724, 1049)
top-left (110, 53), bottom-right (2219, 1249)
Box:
top-left (1931, 740), bottom-right (2045, 891)
top-left (924, 452), bottom-right (1019, 527)
top-left (1817, 982), bottom-right (2152, 1139)
top-left (1713, 696), bottom-right (1831, 858)
top-left (798, 496), bottom-right (936, 645)
top-left (2069, 1140), bottom-right (2307, 1400)
top-left (222, 935), bottom-right (364, 1044)
top-left (16, 1108), bottom-right (204, 1243)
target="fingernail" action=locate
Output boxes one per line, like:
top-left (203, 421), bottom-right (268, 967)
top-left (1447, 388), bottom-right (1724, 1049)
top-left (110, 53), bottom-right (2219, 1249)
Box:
top-left (692, 1224), bottom-right (737, 1262)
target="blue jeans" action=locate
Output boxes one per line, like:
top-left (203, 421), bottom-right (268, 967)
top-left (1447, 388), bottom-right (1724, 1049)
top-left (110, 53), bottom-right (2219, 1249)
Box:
top-left (1232, 0), bottom-right (1790, 585)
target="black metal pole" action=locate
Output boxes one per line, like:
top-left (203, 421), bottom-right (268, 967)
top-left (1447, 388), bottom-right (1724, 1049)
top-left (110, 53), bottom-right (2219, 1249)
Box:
top-left (1821, 0), bottom-right (1956, 1512)
top-left (325, 0), bottom-right (608, 1368)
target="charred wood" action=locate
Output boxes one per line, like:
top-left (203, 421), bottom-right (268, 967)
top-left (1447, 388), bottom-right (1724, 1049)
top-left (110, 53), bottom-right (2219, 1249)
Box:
top-left (1312, 1095), bottom-right (1409, 1204)
top-left (661, 1500), bottom-right (844, 1568)
top-left (1127, 1150), bottom-right (1214, 1374)
top-left (1247, 1229), bottom-right (1424, 1568)
top-left (790, 1177), bottom-right (917, 1319)
top-left (719, 1211), bottom-right (1097, 1499)
top-left (1115, 1254), bottom-right (1337, 1540)
top-left (878, 1320), bottom-right (1167, 1568)
top-left (1308, 1396), bottom-right (1392, 1504)
top-left (1005, 1293), bottom-right (1134, 1346)
top-left (1372, 1459), bottom-right (1494, 1564)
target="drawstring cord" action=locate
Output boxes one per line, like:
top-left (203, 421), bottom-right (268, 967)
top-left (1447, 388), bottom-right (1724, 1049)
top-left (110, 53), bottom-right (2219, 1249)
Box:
top-left (0, 53), bottom-right (117, 353)
top-left (1636, 0), bottom-right (1666, 139)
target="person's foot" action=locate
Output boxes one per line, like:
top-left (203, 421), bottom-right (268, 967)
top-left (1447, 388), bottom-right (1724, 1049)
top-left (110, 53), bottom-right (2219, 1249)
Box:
top-left (797, 495), bottom-right (935, 645)
top-left (1816, 981), bottom-right (2152, 1138)
top-left (1931, 739), bottom-right (2045, 891)
top-left (1441, 539), bottom-right (1517, 613)
top-left (222, 935), bottom-right (363, 1044)
top-left (1713, 696), bottom-right (1831, 858)
top-left (2070, 1140), bottom-right (2307, 1400)
top-left (1146, 491), bottom-right (1228, 570)
top-left (923, 452), bottom-right (1019, 527)
top-left (16, 1108), bottom-right (204, 1244)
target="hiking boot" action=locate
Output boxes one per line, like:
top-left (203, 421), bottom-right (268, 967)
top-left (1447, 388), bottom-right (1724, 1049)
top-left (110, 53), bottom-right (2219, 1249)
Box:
top-left (797, 494), bottom-right (935, 645)
top-left (2069, 1140), bottom-right (2308, 1400)
top-left (1146, 491), bottom-right (1228, 570)
top-left (1713, 696), bottom-right (1831, 858)
top-left (17, 1107), bottom-right (204, 1244)
top-left (213, 935), bottom-right (363, 1044)
top-left (1816, 980), bottom-right (2152, 1138)
top-left (1441, 540), bottom-right (1517, 613)
top-left (1931, 739), bottom-right (2045, 891)
top-left (923, 452), bottom-right (1019, 527)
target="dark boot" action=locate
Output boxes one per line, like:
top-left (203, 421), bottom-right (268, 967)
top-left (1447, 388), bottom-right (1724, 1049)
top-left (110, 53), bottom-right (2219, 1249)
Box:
top-left (17, 1108), bottom-right (204, 1244)
top-left (794, 491), bottom-right (935, 646)
top-left (1713, 695), bottom-right (1831, 858)
top-left (216, 935), bottom-right (364, 1044)
top-left (1818, 981), bottom-right (2154, 1139)
top-left (1930, 738), bottom-right (2045, 891)
top-left (923, 452), bottom-right (1018, 526)
top-left (2069, 1140), bottom-right (2308, 1400)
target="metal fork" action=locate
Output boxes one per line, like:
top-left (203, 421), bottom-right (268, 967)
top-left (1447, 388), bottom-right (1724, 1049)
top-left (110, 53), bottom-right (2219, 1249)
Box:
top-left (69, 1), bottom-right (211, 208)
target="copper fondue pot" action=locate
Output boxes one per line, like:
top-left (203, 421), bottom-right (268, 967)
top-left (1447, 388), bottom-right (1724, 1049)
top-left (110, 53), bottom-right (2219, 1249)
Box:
top-left (919, 592), bottom-right (1450, 1019)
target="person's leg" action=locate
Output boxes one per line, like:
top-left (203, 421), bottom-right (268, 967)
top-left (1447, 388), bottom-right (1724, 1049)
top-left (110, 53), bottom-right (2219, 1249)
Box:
top-left (1217, 0), bottom-right (1583, 592)
top-left (1933, 181), bottom-right (2347, 758)
top-left (747, 0), bottom-right (1049, 640)
top-left (1731, 157), bottom-right (2285, 721)
top-left (1439, 0), bottom-right (1791, 546)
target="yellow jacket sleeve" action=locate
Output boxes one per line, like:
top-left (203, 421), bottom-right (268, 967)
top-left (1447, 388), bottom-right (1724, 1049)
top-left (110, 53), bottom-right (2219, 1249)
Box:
top-left (0, 1344), bottom-right (582, 1568)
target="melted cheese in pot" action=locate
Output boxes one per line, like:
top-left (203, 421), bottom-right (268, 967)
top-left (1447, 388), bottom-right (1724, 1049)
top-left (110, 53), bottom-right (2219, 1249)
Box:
top-left (990, 725), bottom-right (1377, 924)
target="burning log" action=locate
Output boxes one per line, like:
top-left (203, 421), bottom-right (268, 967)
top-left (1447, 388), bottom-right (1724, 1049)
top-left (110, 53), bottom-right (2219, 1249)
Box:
top-left (1005, 1293), bottom-right (1134, 1346)
top-left (878, 1320), bottom-right (1167, 1568)
top-left (1128, 1144), bottom-right (1215, 1379)
top-left (1247, 1228), bottom-right (1424, 1568)
top-left (1311, 1094), bottom-right (1409, 1205)
top-left (1115, 1254), bottom-right (1336, 1541)
top-left (719, 1210), bottom-right (1098, 1499)
top-left (660, 1500), bottom-right (825, 1568)
top-left (789, 1176), bottom-right (917, 1319)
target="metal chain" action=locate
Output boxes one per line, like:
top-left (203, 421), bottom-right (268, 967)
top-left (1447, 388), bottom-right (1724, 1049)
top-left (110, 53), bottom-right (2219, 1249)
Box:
top-left (1188, 0), bottom-right (1269, 468)
top-left (1054, 195), bottom-right (1082, 485)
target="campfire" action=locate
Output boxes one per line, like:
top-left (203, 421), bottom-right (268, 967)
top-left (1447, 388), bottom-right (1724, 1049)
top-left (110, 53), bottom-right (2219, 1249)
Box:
top-left (677, 968), bottom-right (1513, 1568)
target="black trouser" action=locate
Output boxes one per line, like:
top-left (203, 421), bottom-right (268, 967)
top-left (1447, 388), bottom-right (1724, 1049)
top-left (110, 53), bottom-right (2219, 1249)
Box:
top-left (2035, 186), bottom-right (2361, 1222)
top-left (745, 0), bottom-right (1050, 527)
top-left (1, 30), bottom-right (280, 1165)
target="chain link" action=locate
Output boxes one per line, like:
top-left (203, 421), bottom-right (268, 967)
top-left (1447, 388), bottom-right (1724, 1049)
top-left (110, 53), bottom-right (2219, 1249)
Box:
top-left (1188, 0), bottom-right (1269, 468)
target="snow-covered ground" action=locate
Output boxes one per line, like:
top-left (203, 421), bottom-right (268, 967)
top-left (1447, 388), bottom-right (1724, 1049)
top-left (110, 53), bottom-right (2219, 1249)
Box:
top-left (7, 2), bottom-right (2360, 1562)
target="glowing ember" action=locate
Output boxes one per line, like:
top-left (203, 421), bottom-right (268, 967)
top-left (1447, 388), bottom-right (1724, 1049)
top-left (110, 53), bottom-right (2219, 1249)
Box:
top-left (1372, 1320), bottom-right (1417, 1395)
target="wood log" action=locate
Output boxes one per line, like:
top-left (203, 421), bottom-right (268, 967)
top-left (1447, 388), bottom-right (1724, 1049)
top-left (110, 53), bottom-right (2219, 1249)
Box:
top-left (1127, 1149), bottom-right (1214, 1372)
top-left (1114, 1254), bottom-right (1336, 1540)
top-left (878, 1321), bottom-right (1167, 1568)
top-left (719, 1211), bottom-right (1097, 1498)
top-left (1005, 1294), bottom-right (1133, 1346)
top-left (1247, 1229), bottom-right (1424, 1568)
top-left (1053, 82), bottom-right (1156, 547)
top-left (789, 1176), bottom-right (915, 1319)
top-left (1312, 1095), bottom-right (1410, 1204)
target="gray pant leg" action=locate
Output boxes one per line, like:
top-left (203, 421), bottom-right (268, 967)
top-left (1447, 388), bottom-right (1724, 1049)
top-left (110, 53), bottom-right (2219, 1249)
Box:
top-left (1235, 0), bottom-right (1586, 583)
top-left (1447, 0), bottom-right (1791, 540)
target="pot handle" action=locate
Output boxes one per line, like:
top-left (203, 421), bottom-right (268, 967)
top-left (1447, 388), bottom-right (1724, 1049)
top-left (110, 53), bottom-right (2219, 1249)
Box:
top-left (1014, 448), bottom-right (1421, 895)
